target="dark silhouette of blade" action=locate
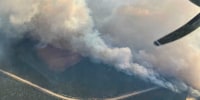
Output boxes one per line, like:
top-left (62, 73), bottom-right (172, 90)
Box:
top-left (154, 0), bottom-right (200, 46)
top-left (154, 12), bottom-right (200, 46)
top-left (190, 0), bottom-right (200, 7)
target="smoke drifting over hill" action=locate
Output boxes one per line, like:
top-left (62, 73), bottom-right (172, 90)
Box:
top-left (0, 0), bottom-right (199, 98)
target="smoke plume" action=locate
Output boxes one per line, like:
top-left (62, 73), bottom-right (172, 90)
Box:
top-left (0, 0), bottom-right (200, 98)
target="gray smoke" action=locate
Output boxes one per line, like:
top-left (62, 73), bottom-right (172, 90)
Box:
top-left (0, 0), bottom-right (200, 98)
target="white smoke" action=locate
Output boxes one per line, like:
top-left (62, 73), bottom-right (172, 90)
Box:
top-left (0, 0), bottom-right (200, 98)
top-left (87, 0), bottom-right (200, 97)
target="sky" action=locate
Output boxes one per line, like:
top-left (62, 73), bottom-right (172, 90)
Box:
top-left (0, 0), bottom-right (200, 99)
